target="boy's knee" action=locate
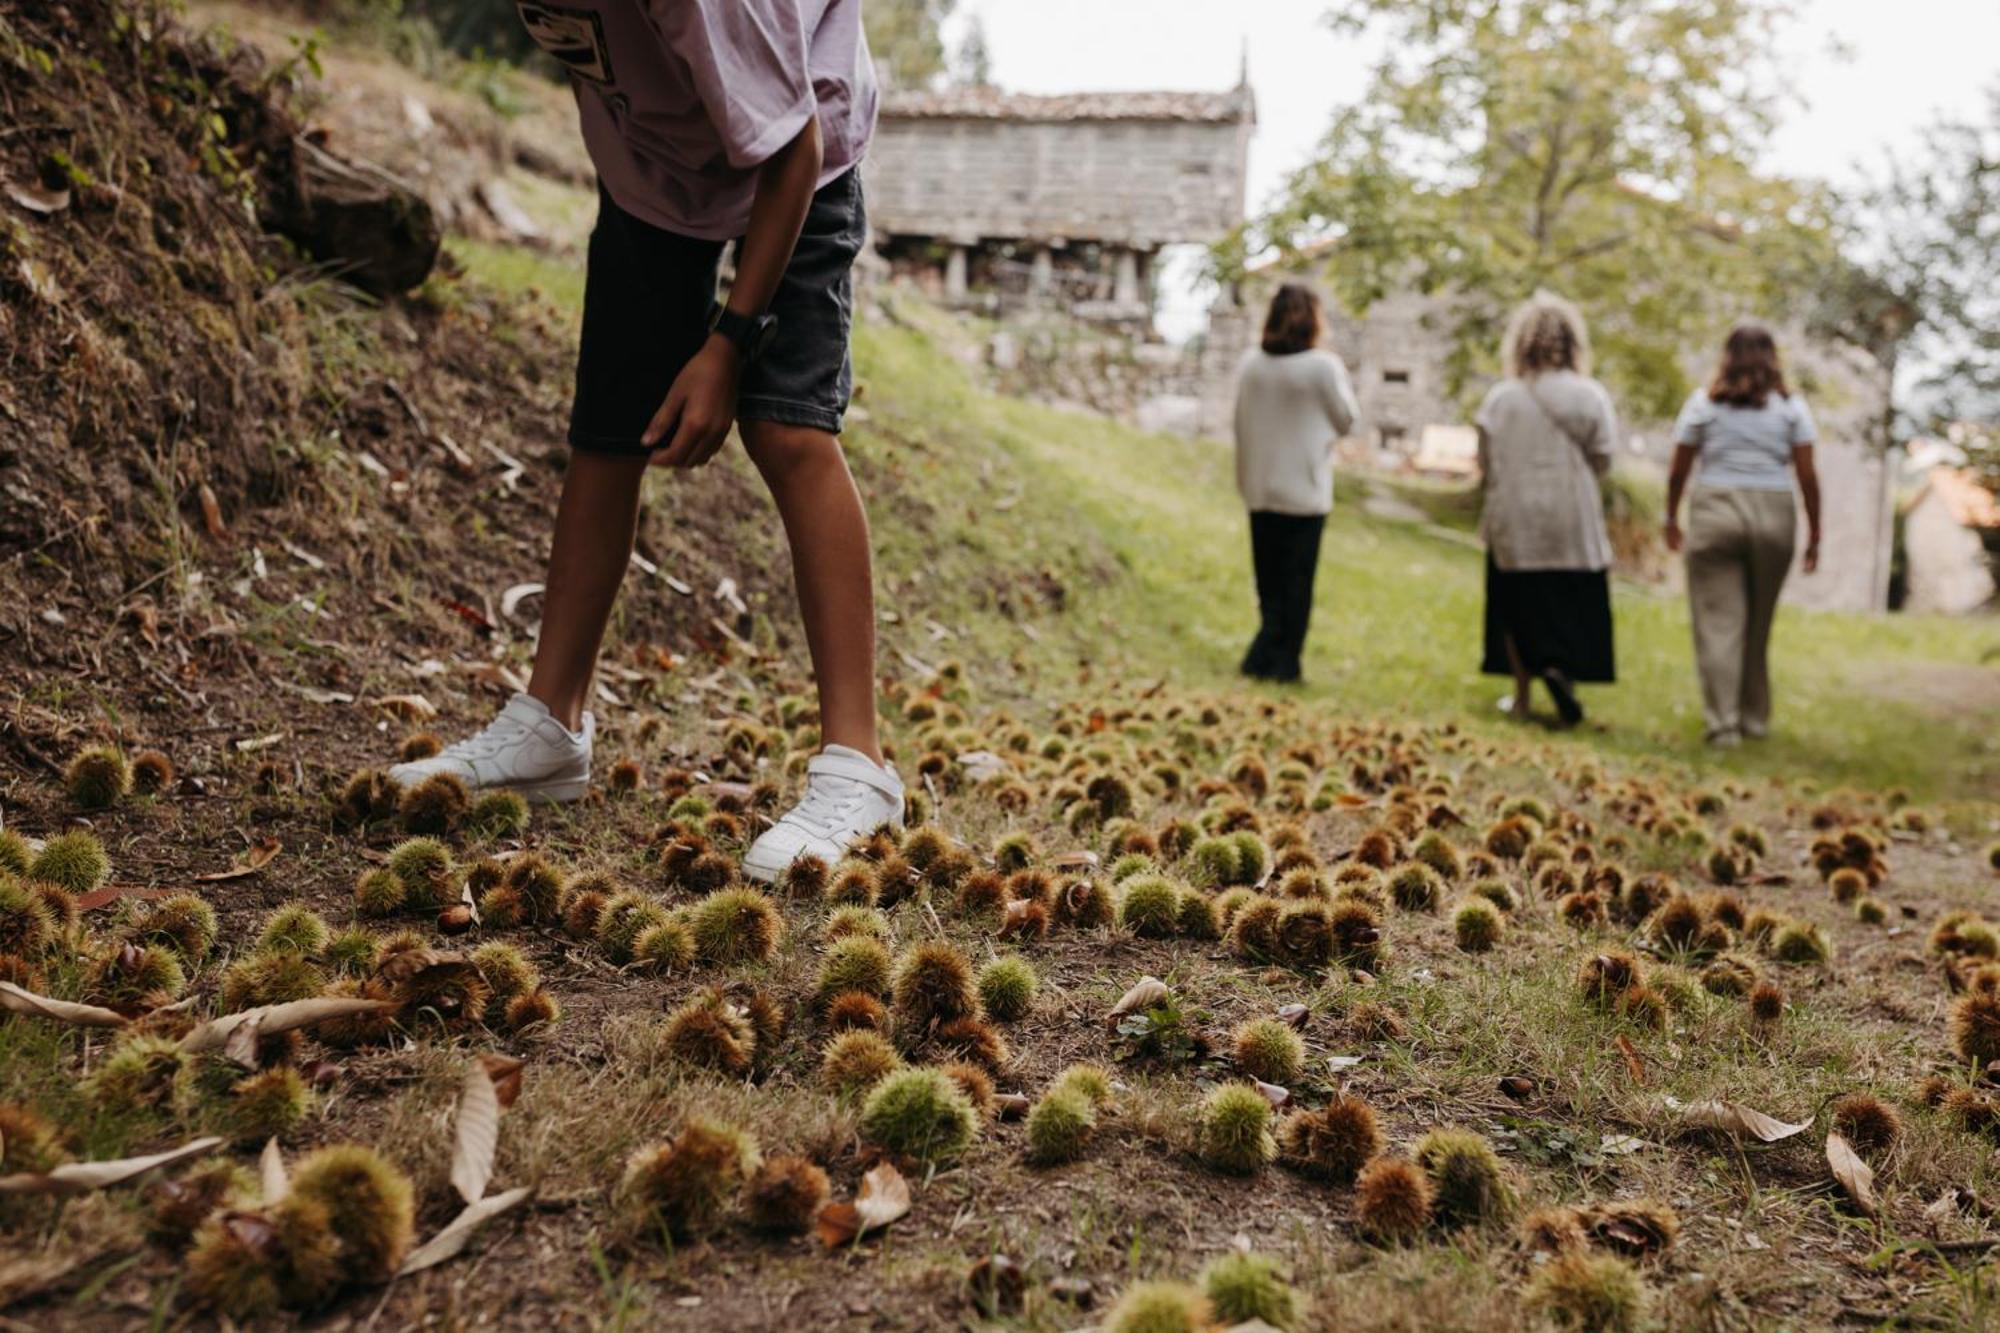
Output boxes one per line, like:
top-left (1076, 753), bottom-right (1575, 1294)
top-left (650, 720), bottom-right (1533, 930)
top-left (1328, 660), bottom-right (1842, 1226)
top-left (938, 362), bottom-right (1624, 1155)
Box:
top-left (742, 420), bottom-right (841, 482)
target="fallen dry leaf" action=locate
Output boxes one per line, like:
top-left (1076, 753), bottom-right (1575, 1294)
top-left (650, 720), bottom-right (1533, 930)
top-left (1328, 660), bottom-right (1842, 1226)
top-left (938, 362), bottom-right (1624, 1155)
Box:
top-left (193, 837), bottom-right (281, 882)
top-left (222, 1012), bottom-right (266, 1069)
top-left (0, 981), bottom-right (128, 1029)
top-left (198, 482), bottom-right (228, 540)
top-left (376, 948), bottom-right (466, 987)
top-left (450, 1057), bottom-right (509, 1205)
top-left (0, 1137), bottom-right (222, 1195)
top-left (399, 1186), bottom-right (533, 1275)
top-left (993, 1093), bottom-right (1031, 1119)
top-left (1107, 976), bottom-right (1169, 1024)
top-left (1826, 1131), bottom-right (1878, 1216)
top-left (957, 750), bottom-right (1008, 783)
top-left (259, 1139), bottom-right (288, 1205)
top-left (1252, 1080), bottom-right (1291, 1108)
top-left (1667, 1097), bottom-right (1811, 1143)
top-left (1049, 851), bottom-right (1102, 871)
top-left (4, 179), bottom-right (70, 214)
top-left (75, 884), bottom-right (175, 911)
top-left (500, 582), bottom-right (545, 621)
top-left (373, 693), bottom-right (438, 722)
top-left (815, 1162), bottom-right (911, 1248)
top-left (180, 995), bottom-right (399, 1055)
top-left (1614, 1034), bottom-right (1646, 1084)
top-left (478, 1053), bottom-right (525, 1108)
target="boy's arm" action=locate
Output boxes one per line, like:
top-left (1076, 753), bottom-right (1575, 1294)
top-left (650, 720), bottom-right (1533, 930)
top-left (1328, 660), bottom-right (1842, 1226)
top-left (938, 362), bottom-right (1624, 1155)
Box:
top-left (645, 117), bottom-right (825, 465)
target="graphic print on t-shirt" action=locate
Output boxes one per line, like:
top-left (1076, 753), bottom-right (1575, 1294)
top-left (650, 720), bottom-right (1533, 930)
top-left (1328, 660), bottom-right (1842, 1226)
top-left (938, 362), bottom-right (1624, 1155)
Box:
top-left (515, 2), bottom-right (613, 84)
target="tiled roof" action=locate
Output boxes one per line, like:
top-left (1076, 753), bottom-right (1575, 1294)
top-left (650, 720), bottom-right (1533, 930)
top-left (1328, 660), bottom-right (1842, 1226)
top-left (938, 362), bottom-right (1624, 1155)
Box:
top-left (882, 86), bottom-right (1253, 124)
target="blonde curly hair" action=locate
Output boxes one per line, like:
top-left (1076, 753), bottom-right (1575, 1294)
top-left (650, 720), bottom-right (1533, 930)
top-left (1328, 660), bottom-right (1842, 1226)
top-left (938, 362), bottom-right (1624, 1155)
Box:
top-left (1504, 291), bottom-right (1592, 379)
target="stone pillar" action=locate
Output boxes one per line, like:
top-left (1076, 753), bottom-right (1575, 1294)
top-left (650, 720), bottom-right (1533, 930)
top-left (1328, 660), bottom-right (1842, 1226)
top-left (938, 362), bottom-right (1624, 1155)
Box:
top-left (1029, 246), bottom-right (1054, 298)
top-left (944, 244), bottom-right (968, 302)
top-left (1113, 247), bottom-right (1141, 306)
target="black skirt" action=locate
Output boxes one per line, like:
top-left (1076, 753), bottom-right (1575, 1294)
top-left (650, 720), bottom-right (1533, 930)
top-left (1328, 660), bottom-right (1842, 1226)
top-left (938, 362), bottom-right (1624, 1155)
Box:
top-left (1480, 555), bottom-right (1615, 682)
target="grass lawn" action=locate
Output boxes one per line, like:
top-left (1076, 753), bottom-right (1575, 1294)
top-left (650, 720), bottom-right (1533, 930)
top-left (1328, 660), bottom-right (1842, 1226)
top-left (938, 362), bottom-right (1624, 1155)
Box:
top-left (842, 306), bottom-right (2000, 809)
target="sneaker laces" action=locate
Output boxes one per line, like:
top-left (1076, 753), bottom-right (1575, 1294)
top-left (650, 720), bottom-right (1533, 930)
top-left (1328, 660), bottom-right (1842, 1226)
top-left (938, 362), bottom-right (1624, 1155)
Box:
top-left (434, 711), bottom-right (535, 764)
top-left (781, 771), bottom-right (872, 837)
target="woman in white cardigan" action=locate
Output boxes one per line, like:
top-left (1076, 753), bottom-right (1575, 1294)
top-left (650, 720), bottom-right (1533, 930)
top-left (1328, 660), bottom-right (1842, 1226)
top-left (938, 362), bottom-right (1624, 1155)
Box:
top-left (1232, 284), bottom-right (1359, 683)
top-left (1474, 292), bottom-right (1620, 727)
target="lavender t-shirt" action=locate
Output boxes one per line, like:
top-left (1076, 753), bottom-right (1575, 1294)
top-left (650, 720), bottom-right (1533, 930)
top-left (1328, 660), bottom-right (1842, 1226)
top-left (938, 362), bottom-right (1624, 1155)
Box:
top-left (515, 0), bottom-right (877, 240)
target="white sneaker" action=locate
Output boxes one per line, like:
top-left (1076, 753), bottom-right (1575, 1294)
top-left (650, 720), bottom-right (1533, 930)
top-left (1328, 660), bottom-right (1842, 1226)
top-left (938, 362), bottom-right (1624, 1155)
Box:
top-left (387, 692), bottom-right (593, 803)
top-left (742, 745), bottom-right (905, 882)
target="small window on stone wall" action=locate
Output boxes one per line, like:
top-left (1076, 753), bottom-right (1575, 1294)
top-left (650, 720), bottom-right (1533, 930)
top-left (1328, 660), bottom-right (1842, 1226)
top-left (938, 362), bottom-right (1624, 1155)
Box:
top-left (1384, 369), bottom-right (1411, 384)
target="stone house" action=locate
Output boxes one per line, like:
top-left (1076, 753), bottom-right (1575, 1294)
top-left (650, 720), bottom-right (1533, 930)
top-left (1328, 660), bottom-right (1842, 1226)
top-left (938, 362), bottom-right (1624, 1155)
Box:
top-left (1902, 466), bottom-right (1999, 613)
top-left (862, 80), bottom-right (1254, 323)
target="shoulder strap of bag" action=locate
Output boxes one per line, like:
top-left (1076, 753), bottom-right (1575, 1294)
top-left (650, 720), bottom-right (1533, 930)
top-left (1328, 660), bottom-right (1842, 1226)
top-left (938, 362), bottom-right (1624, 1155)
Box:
top-left (1522, 376), bottom-right (1592, 457)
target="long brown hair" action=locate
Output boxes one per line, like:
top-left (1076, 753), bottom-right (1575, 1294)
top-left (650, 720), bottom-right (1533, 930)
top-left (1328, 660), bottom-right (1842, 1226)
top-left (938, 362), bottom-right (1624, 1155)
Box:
top-left (1261, 283), bottom-right (1322, 355)
top-left (1708, 323), bottom-right (1789, 407)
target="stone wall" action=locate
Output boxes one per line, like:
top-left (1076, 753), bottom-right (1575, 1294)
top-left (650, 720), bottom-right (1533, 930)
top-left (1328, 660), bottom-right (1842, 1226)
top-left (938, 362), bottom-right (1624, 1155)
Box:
top-left (1904, 489), bottom-right (1998, 613)
top-left (1197, 282), bottom-right (1457, 451)
top-left (1776, 338), bottom-right (1896, 612)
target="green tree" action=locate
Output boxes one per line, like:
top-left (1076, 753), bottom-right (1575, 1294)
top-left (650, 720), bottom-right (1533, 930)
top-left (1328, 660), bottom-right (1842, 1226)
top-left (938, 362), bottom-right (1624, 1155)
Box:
top-left (865, 0), bottom-right (957, 90)
top-left (952, 15), bottom-right (994, 89)
top-left (1233, 0), bottom-right (1844, 420)
top-left (1846, 83), bottom-right (1999, 487)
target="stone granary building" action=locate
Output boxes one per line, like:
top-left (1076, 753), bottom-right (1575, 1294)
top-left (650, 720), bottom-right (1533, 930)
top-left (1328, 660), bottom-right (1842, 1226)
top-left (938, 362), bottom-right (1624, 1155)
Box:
top-left (863, 80), bottom-right (1254, 323)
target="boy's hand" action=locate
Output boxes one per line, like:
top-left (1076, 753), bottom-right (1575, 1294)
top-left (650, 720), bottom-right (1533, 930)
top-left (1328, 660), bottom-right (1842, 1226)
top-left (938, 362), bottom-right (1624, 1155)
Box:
top-left (644, 335), bottom-right (741, 467)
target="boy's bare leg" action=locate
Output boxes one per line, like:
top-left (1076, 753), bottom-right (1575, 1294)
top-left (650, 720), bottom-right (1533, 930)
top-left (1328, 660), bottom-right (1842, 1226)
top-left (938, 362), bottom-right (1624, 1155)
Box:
top-left (525, 451), bottom-right (652, 731)
top-left (741, 419), bottom-right (882, 765)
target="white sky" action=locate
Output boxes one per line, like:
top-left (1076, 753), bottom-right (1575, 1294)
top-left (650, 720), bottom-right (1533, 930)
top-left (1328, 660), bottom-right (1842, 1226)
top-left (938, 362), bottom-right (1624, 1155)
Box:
top-left (946, 0), bottom-right (2000, 340)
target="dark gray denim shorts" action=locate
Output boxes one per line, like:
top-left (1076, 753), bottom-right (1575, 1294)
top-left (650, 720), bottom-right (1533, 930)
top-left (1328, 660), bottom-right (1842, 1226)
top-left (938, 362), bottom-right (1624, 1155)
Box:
top-left (568, 167), bottom-right (865, 450)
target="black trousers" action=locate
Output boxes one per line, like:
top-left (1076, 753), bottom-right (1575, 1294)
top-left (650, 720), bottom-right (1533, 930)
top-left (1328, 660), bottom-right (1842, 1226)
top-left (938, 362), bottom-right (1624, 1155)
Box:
top-left (1241, 510), bottom-right (1326, 682)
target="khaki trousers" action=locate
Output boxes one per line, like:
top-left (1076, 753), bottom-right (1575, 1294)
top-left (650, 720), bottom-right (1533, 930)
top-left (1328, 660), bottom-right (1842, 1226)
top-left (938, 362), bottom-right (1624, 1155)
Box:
top-left (1685, 486), bottom-right (1796, 741)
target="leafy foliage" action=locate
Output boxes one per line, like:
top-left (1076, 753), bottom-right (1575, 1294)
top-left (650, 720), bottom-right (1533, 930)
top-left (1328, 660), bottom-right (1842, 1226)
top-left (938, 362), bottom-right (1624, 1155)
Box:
top-left (1233, 0), bottom-right (1844, 419)
top-left (1844, 83), bottom-right (2000, 467)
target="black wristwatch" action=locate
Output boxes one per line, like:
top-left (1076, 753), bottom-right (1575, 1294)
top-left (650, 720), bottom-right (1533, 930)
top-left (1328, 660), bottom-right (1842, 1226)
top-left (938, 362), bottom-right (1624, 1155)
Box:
top-left (708, 301), bottom-right (779, 361)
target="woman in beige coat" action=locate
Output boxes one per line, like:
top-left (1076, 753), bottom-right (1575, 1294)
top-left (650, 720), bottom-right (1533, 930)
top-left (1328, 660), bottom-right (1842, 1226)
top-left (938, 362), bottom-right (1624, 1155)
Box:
top-left (1475, 293), bottom-right (1620, 727)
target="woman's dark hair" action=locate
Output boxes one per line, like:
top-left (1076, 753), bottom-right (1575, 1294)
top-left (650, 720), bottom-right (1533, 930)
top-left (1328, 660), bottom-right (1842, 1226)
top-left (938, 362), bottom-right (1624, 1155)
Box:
top-left (1261, 284), bottom-right (1323, 355)
top-left (1708, 323), bottom-right (1790, 408)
